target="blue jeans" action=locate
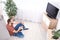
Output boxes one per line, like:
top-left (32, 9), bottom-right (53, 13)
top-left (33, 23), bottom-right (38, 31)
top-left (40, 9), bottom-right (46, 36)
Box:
top-left (13, 23), bottom-right (25, 38)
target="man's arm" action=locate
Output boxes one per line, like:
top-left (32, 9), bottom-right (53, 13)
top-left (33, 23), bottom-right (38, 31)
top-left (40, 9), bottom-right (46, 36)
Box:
top-left (13, 30), bottom-right (18, 33)
top-left (13, 26), bottom-right (23, 33)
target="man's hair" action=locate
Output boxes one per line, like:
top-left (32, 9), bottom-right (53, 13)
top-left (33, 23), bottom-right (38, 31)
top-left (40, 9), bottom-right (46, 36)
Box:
top-left (7, 18), bottom-right (11, 24)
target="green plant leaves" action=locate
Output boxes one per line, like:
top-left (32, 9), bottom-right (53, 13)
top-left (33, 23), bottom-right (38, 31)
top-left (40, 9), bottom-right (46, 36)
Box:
top-left (53, 30), bottom-right (60, 39)
top-left (5, 0), bottom-right (17, 18)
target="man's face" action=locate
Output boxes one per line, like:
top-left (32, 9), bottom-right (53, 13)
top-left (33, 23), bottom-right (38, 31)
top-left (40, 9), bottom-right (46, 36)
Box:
top-left (10, 19), bottom-right (14, 23)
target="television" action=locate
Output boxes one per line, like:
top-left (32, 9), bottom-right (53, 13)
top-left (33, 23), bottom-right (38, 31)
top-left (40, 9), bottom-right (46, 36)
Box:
top-left (46, 3), bottom-right (59, 19)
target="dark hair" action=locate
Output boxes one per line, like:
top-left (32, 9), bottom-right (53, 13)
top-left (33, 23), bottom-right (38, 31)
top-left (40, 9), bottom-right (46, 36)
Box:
top-left (7, 18), bottom-right (11, 24)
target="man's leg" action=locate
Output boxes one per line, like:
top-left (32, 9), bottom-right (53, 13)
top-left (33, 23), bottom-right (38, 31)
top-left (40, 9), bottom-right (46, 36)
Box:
top-left (14, 23), bottom-right (24, 30)
top-left (14, 23), bottom-right (28, 30)
top-left (13, 32), bottom-right (24, 38)
top-left (14, 23), bottom-right (24, 38)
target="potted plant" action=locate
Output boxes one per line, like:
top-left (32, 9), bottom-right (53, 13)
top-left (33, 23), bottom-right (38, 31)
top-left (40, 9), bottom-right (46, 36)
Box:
top-left (52, 30), bottom-right (60, 40)
top-left (5, 0), bottom-right (17, 18)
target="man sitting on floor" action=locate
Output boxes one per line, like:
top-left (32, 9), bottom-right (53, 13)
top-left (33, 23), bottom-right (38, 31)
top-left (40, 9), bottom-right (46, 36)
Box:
top-left (6, 18), bottom-right (28, 38)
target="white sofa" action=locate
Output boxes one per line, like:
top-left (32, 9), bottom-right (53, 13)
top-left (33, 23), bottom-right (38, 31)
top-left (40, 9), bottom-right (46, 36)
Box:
top-left (0, 19), bottom-right (10, 40)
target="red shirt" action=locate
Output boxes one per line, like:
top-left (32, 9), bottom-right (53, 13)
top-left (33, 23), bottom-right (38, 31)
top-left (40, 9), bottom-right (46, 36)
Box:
top-left (6, 24), bottom-right (14, 35)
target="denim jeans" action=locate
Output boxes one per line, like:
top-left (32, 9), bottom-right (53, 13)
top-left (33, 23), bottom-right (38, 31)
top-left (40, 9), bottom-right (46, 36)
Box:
top-left (14, 23), bottom-right (25, 30)
top-left (13, 23), bottom-right (25, 38)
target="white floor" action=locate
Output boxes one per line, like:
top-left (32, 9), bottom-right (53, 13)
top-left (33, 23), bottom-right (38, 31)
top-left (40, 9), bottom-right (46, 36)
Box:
top-left (9, 21), bottom-right (47, 40)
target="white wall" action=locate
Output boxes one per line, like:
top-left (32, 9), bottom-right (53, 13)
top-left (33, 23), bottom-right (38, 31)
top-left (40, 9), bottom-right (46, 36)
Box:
top-left (13, 0), bottom-right (48, 23)
top-left (1, 0), bottom-right (48, 23)
top-left (0, 1), bottom-right (10, 40)
top-left (2, 0), bottom-right (60, 23)
top-left (1, 0), bottom-right (9, 24)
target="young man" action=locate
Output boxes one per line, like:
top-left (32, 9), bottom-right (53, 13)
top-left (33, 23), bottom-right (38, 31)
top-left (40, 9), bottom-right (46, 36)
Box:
top-left (6, 18), bottom-right (24, 38)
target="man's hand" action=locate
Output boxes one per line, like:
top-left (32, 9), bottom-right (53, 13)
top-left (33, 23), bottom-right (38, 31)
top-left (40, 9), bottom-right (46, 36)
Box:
top-left (13, 26), bottom-right (23, 33)
top-left (17, 26), bottom-right (23, 32)
top-left (13, 30), bottom-right (18, 33)
top-left (19, 29), bottom-right (22, 31)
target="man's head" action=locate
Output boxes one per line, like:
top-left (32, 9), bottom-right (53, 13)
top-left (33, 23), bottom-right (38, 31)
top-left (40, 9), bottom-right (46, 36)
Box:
top-left (7, 18), bottom-right (11, 24)
top-left (7, 18), bottom-right (14, 24)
